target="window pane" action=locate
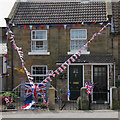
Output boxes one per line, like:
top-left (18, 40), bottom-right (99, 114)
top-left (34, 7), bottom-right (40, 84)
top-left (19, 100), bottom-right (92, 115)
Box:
top-left (32, 31), bottom-right (35, 39)
top-left (71, 40), bottom-right (86, 50)
top-left (32, 40), bottom-right (47, 51)
top-left (36, 31), bottom-right (46, 39)
top-left (71, 29), bottom-right (86, 39)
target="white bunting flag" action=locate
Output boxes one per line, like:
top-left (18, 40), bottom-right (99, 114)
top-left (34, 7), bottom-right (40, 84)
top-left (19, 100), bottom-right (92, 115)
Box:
top-left (70, 57), bottom-right (75, 62)
top-left (61, 64), bottom-right (66, 70)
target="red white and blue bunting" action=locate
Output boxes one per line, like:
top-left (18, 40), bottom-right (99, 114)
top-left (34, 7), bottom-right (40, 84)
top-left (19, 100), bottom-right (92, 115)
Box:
top-left (7, 22), bottom-right (111, 88)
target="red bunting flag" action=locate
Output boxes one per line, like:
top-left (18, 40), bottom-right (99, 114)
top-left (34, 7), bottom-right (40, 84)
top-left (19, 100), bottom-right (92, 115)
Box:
top-left (55, 70), bottom-right (59, 75)
top-left (51, 73), bottom-right (55, 77)
top-left (61, 64), bottom-right (66, 70)
top-left (24, 25), bottom-right (27, 29)
top-left (5, 54), bottom-right (7, 58)
top-left (58, 67), bottom-right (63, 72)
top-left (76, 23), bottom-right (79, 26)
top-left (7, 38), bottom-right (10, 41)
top-left (71, 57), bottom-right (75, 62)
top-left (40, 25), bottom-right (44, 29)
top-left (58, 25), bottom-right (61, 29)
top-left (67, 59), bottom-right (71, 65)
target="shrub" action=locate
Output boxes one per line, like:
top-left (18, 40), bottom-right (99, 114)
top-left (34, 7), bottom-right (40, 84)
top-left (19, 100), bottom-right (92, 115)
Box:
top-left (38, 96), bottom-right (43, 102)
top-left (77, 96), bottom-right (81, 110)
top-left (7, 102), bottom-right (15, 107)
top-left (40, 103), bottom-right (47, 108)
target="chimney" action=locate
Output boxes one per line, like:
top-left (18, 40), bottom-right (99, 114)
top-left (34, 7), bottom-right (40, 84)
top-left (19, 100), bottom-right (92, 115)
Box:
top-left (106, 0), bottom-right (112, 16)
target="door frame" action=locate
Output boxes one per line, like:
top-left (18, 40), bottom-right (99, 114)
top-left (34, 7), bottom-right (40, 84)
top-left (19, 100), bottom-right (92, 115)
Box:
top-left (91, 65), bottom-right (110, 104)
top-left (67, 64), bottom-right (84, 101)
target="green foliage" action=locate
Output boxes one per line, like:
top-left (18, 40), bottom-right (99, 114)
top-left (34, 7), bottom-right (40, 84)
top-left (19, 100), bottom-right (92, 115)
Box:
top-left (40, 103), bottom-right (47, 108)
top-left (1, 91), bottom-right (17, 102)
top-left (38, 96), bottom-right (43, 102)
top-left (77, 96), bottom-right (81, 110)
top-left (112, 100), bottom-right (119, 110)
top-left (7, 102), bottom-right (15, 107)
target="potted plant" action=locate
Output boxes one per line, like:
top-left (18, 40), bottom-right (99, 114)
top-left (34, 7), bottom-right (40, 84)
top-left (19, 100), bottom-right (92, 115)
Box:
top-left (7, 102), bottom-right (15, 109)
top-left (40, 103), bottom-right (47, 109)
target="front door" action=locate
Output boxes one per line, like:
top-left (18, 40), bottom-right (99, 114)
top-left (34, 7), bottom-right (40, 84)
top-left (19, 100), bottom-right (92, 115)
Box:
top-left (69, 65), bottom-right (83, 100)
top-left (93, 65), bottom-right (108, 103)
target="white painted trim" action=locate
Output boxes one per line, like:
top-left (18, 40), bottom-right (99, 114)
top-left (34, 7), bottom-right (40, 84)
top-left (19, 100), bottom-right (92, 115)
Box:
top-left (114, 64), bottom-right (116, 87)
top-left (31, 65), bottom-right (48, 76)
top-left (70, 29), bottom-right (87, 40)
top-left (56, 63), bottom-right (114, 65)
top-left (67, 50), bottom-right (90, 55)
top-left (31, 30), bottom-right (47, 41)
top-left (107, 65), bottom-right (110, 103)
top-left (28, 52), bottom-right (50, 55)
top-left (83, 65), bottom-right (84, 87)
top-left (110, 87), bottom-right (112, 109)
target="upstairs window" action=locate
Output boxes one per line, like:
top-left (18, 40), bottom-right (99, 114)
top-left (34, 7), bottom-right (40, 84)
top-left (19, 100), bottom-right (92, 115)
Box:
top-left (70, 29), bottom-right (87, 51)
top-left (31, 30), bottom-right (47, 51)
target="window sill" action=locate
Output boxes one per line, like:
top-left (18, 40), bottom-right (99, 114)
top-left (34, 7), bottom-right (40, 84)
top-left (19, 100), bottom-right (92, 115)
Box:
top-left (28, 51), bottom-right (50, 55)
top-left (67, 50), bottom-right (90, 55)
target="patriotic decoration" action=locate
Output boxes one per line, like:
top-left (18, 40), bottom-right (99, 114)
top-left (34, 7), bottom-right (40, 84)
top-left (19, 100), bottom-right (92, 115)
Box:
top-left (7, 23), bottom-right (111, 94)
top-left (85, 82), bottom-right (94, 95)
top-left (5, 97), bottom-right (9, 105)
top-left (66, 90), bottom-right (70, 101)
top-left (25, 83), bottom-right (46, 98)
top-left (58, 67), bottom-right (63, 73)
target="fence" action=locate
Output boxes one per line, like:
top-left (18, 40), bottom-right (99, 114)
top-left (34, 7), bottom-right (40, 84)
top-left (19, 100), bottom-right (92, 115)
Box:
top-left (55, 89), bottom-right (110, 110)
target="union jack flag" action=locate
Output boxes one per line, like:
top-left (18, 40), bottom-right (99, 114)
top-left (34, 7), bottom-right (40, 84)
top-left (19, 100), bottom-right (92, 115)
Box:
top-left (25, 83), bottom-right (46, 98)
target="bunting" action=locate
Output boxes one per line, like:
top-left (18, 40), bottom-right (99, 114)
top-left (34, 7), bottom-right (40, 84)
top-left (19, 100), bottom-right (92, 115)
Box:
top-left (7, 23), bottom-right (111, 93)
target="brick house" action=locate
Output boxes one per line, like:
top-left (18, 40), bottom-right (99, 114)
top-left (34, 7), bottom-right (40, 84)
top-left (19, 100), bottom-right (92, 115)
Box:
top-left (0, 27), bottom-right (7, 91)
top-left (5, 0), bottom-right (119, 104)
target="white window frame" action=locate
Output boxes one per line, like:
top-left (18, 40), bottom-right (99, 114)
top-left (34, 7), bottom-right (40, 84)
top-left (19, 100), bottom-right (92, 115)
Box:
top-left (31, 65), bottom-right (48, 76)
top-left (70, 29), bottom-right (87, 40)
top-left (31, 30), bottom-right (48, 52)
top-left (31, 30), bottom-right (47, 41)
top-left (68, 29), bottom-right (90, 55)
top-left (31, 65), bottom-right (48, 83)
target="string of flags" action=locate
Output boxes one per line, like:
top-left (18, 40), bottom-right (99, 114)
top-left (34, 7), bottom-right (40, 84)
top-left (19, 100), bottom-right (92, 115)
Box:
top-left (7, 23), bottom-right (111, 88)
top-left (5, 22), bottom-right (109, 30)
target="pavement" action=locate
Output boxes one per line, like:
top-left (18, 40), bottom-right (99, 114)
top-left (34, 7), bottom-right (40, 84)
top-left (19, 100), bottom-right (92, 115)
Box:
top-left (0, 110), bottom-right (119, 119)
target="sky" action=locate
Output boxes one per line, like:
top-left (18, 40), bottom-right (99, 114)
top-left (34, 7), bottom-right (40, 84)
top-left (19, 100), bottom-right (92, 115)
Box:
top-left (0, 0), bottom-right (16, 27)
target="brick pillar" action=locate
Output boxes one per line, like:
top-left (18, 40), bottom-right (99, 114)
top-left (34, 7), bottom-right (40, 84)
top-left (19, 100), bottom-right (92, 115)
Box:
top-left (49, 87), bottom-right (55, 110)
top-left (110, 87), bottom-right (119, 110)
top-left (81, 87), bottom-right (89, 110)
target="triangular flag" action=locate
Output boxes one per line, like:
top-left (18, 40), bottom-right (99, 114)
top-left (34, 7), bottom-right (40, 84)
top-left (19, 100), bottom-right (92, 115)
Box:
top-left (47, 25), bottom-right (49, 29)
top-left (29, 25), bottom-right (33, 30)
top-left (58, 25), bottom-right (61, 29)
top-left (64, 25), bottom-right (67, 29)
top-left (24, 25), bottom-right (27, 29)
top-left (35, 25), bottom-right (38, 29)
top-left (5, 54), bottom-right (7, 58)
top-left (40, 25), bottom-right (44, 29)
